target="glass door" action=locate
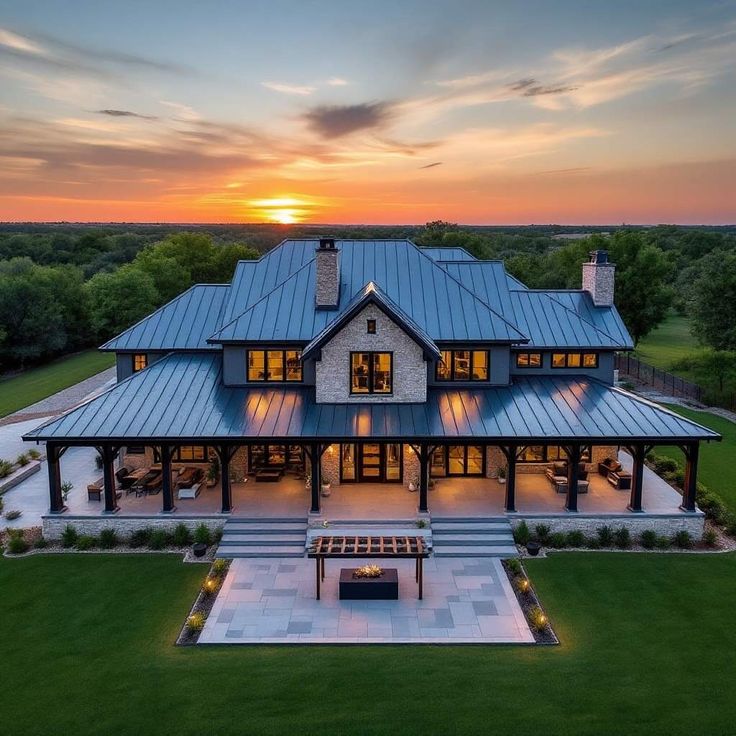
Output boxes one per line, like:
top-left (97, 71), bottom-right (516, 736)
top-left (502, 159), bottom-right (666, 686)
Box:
top-left (359, 443), bottom-right (382, 481)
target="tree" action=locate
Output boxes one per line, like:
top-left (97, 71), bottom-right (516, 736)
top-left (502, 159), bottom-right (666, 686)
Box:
top-left (132, 248), bottom-right (191, 304)
top-left (209, 243), bottom-right (260, 282)
top-left (690, 250), bottom-right (736, 351)
top-left (85, 265), bottom-right (158, 340)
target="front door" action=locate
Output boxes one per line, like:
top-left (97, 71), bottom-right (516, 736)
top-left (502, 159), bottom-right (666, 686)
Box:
top-left (359, 443), bottom-right (382, 482)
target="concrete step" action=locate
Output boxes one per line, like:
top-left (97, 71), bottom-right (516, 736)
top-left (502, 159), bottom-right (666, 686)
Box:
top-left (226, 517), bottom-right (307, 523)
top-left (224, 525), bottom-right (307, 534)
top-left (431, 525), bottom-right (510, 535)
top-left (320, 519), bottom-right (420, 526)
top-left (220, 536), bottom-right (305, 546)
top-left (215, 545), bottom-right (305, 558)
top-left (432, 534), bottom-right (515, 545)
top-left (432, 545), bottom-right (518, 558)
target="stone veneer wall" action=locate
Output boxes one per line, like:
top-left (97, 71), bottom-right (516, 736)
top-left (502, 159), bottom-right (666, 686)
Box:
top-left (485, 445), bottom-right (619, 476)
top-left (582, 261), bottom-right (615, 306)
top-left (42, 515), bottom-right (225, 540)
top-left (509, 513), bottom-right (705, 538)
top-left (315, 304), bottom-right (427, 403)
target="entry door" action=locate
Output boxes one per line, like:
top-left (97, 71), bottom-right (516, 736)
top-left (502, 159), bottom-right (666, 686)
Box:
top-left (359, 443), bottom-right (382, 481)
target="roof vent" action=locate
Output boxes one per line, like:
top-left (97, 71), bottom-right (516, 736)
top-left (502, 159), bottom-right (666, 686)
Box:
top-left (319, 237), bottom-right (336, 250)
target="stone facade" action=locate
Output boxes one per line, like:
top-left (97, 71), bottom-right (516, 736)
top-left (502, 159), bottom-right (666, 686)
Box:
top-left (484, 445), bottom-right (618, 476)
top-left (42, 514), bottom-right (225, 540)
top-left (315, 304), bottom-right (427, 403)
top-left (315, 245), bottom-right (340, 308)
top-left (509, 512), bottom-right (705, 538)
top-left (582, 260), bottom-right (615, 306)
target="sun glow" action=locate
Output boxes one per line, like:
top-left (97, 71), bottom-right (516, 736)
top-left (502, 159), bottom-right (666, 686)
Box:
top-left (271, 209), bottom-right (298, 224)
top-left (246, 195), bottom-right (326, 224)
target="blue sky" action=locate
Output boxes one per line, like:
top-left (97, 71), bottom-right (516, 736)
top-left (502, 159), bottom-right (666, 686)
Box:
top-left (0, 0), bottom-right (734, 222)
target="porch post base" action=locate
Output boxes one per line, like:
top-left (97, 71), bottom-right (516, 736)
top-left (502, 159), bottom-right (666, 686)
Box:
top-left (160, 507), bottom-right (177, 515)
top-left (564, 505), bottom-right (579, 513)
top-left (678, 505), bottom-right (697, 514)
top-left (48, 506), bottom-right (68, 515)
top-left (627, 504), bottom-right (645, 513)
top-left (220, 508), bottom-right (234, 515)
top-left (504, 507), bottom-right (517, 513)
top-left (102, 507), bottom-right (120, 515)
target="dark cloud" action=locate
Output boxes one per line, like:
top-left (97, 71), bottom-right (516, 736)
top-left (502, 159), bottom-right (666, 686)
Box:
top-left (303, 102), bottom-right (394, 138)
top-left (419, 161), bottom-right (443, 169)
top-left (508, 78), bottom-right (576, 96)
top-left (97, 109), bottom-right (158, 120)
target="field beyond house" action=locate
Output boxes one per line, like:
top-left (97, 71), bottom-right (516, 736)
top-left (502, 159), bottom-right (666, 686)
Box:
top-left (634, 312), bottom-right (700, 372)
top-left (0, 350), bottom-right (114, 418)
top-left (2, 552), bottom-right (736, 736)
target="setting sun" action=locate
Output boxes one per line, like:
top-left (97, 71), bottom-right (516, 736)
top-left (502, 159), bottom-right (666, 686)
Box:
top-left (271, 209), bottom-right (298, 224)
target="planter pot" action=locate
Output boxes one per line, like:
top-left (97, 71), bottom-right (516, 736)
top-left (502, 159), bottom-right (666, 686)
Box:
top-left (192, 542), bottom-right (207, 558)
top-left (498, 478), bottom-right (506, 484)
top-left (321, 485), bottom-right (331, 497)
top-left (526, 541), bottom-right (542, 556)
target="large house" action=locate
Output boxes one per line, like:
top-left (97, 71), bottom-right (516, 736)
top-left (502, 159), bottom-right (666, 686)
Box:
top-left (25, 239), bottom-right (718, 540)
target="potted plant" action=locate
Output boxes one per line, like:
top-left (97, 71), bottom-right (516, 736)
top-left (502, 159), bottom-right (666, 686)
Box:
top-left (526, 540), bottom-right (542, 556)
top-left (498, 466), bottom-right (507, 484)
top-left (320, 481), bottom-right (331, 497)
top-left (192, 542), bottom-right (207, 558)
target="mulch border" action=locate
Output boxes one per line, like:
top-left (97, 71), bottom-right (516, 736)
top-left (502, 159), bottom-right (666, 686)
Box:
top-left (502, 559), bottom-right (559, 645)
top-left (176, 559), bottom-right (231, 646)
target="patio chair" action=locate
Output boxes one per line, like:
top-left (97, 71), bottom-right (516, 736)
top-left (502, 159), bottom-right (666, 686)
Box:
top-left (87, 477), bottom-right (103, 502)
top-left (115, 466), bottom-right (135, 489)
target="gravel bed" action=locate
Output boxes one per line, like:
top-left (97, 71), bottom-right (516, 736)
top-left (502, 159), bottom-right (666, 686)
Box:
top-left (502, 559), bottom-right (558, 645)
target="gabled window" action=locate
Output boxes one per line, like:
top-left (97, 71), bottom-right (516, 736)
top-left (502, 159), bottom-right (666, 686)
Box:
top-left (436, 350), bottom-right (489, 381)
top-left (133, 353), bottom-right (148, 372)
top-left (516, 352), bottom-right (542, 368)
top-left (351, 352), bottom-right (392, 394)
top-left (247, 350), bottom-right (302, 382)
top-left (551, 352), bottom-right (599, 369)
top-left (366, 318), bottom-right (376, 334)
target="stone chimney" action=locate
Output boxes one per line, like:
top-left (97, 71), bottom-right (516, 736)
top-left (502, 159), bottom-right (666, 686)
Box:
top-left (582, 249), bottom-right (615, 306)
top-left (315, 238), bottom-right (340, 308)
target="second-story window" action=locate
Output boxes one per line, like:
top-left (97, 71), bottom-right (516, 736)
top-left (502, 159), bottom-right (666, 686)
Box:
top-left (247, 349), bottom-right (302, 382)
top-left (351, 352), bottom-right (392, 394)
top-left (516, 352), bottom-right (542, 368)
top-left (133, 353), bottom-right (148, 372)
top-left (367, 318), bottom-right (376, 334)
top-left (436, 350), bottom-right (489, 381)
top-left (552, 352), bottom-right (599, 369)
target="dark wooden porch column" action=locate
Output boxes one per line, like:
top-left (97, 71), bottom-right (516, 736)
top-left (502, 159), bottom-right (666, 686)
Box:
top-left (681, 442), bottom-right (699, 512)
top-left (216, 445), bottom-right (237, 514)
top-left (500, 445), bottom-right (518, 512)
top-left (161, 445), bottom-right (175, 513)
top-left (565, 444), bottom-right (581, 512)
top-left (98, 445), bottom-right (119, 514)
top-left (627, 444), bottom-right (647, 512)
top-left (418, 444), bottom-right (430, 513)
top-left (309, 442), bottom-right (321, 514)
top-left (47, 442), bottom-right (66, 514)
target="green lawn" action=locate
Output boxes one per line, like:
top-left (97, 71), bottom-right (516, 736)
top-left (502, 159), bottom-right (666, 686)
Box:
top-left (634, 312), bottom-right (701, 371)
top-left (0, 350), bottom-right (114, 418)
top-left (2, 552), bottom-right (736, 736)
top-left (655, 405), bottom-right (736, 512)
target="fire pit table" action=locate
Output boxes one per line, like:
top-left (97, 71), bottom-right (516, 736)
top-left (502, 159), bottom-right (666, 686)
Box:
top-left (339, 568), bottom-right (399, 600)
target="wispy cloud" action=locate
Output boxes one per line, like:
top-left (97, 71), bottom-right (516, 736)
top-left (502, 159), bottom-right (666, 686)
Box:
top-left (97, 109), bottom-right (158, 120)
top-left (326, 77), bottom-right (349, 86)
top-left (303, 102), bottom-right (395, 138)
top-left (262, 81), bottom-right (316, 96)
top-left (419, 161), bottom-right (442, 169)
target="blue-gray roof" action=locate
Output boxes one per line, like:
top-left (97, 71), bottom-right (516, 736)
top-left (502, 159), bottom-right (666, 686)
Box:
top-left (101, 284), bottom-right (230, 352)
top-left (210, 240), bottom-right (528, 344)
top-left (421, 246), bottom-right (476, 261)
top-left (25, 353), bottom-right (719, 443)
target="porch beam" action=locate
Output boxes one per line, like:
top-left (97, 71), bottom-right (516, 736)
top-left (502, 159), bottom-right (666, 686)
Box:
top-left (160, 445), bottom-right (175, 513)
top-left (681, 442), bottom-right (699, 512)
top-left (626, 444), bottom-right (648, 513)
top-left (216, 445), bottom-right (237, 514)
top-left (564, 444), bottom-right (581, 512)
top-left (47, 442), bottom-right (66, 514)
top-left (97, 445), bottom-right (120, 514)
top-left (499, 444), bottom-right (517, 512)
top-left (308, 442), bottom-right (321, 514)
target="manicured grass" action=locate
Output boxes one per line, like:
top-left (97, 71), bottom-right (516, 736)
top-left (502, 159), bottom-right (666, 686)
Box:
top-left (635, 312), bottom-right (702, 376)
top-left (655, 405), bottom-right (736, 512)
top-left (2, 552), bottom-right (736, 735)
top-left (0, 350), bottom-right (114, 417)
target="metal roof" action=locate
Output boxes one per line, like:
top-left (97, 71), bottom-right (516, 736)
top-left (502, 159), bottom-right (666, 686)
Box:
top-left (25, 353), bottom-right (719, 443)
top-left (100, 284), bottom-right (229, 352)
top-left (210, 240), bottom-right (528, 344)
top-left (421, 246), bottom-right (476, 261)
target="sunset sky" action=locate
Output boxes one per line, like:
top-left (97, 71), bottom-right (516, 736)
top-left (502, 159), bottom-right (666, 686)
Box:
top-left (0, 0), bottom-right (734, 224)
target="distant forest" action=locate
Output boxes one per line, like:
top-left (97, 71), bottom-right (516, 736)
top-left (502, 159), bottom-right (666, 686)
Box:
top-left (1, 222), bottom-right (735, 397)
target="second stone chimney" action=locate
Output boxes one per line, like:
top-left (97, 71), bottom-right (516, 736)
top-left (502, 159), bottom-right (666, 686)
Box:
top-left (315, 237), bottom-right (340, 309)
top-left (582, 249), bottom-right (615, 306)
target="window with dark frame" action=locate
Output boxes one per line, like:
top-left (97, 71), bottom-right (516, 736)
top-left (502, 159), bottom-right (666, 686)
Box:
top-left (172, 445), bottom-right (208, 462)
top-left (518, 445), bottom-right (592, 463)
top-left (350, 351), bottom-right (392, 394)
top-left (430, 445), bottom-right (485, 476)
top-left (247, 349), bottom-right (303, 382)
top-left (515, 352), bottom-right (542, 368)
top-left (551, 352), bottom-right (599, 369)
top-left (366, 318), bottom-right (376, 334)
top-left (436, 350), bottom-right (490, 381)
top-left (126, 445), bottom-right (145, 455)
top-left (133, 353), bottom-right (148, 372)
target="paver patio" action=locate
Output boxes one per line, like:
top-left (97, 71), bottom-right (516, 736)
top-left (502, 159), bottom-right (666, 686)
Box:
top-left (199, 556), bottom-right (534, 644)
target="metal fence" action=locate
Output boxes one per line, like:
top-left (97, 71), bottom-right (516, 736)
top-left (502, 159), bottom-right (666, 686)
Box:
top-left (615, 353), bottom-right (703, 402)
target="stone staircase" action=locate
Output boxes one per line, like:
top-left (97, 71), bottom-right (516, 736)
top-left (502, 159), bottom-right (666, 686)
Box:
top-left (215, 517), bottom-right (308, 558)
top-left (430, 516), bottom-right (517, 557)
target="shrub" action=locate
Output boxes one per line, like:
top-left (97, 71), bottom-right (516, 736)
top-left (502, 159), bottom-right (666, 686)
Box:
top-left (193, 523), bottom-right (213, 546)
top-left (4, 509), bottom-right (22, 521)
top-left (640, 529), bottom-right (657, 549)
top-left (211, 558), bottom-right (229, 578)
top-left (76, 535), bottom-right (97, 551)
top-left (703, 529), bottom-right (718, 547)
top-left (202, 577), bottom-right (219, 596)
top-left (61, 524), bottom-right (78, 548)
top-left (655, 535), bottom-right (671, 550)
top-left (15, 453), bottom-right (29, 466)
top-left (514, 577), bottom-right (531, 594)
top-left (60, 481), bottom-right (73, 500)
top-left (614, 527), bottom-right (631, 549)
top-left (652, 456), bottom-right (679, 474)
top-left (0, 459), bottom-right (13, 478)
top-left (549, 532), bottom-right (567, 549)
top-left (596, 525), bottom-right (614, 547)
top-left (28, 449), bottom-right (41, 460)
top-left (34, 536), bottom-right (48, 549)
top-left (513, 521), bottom-right (530, 546)
top-left (129, 527), bottom-right (153, 548)
top-left (696, 488), bottom-right (729, 524)
top-left (674, 530), bottom-right (693, 549)
top-left (534, 524), bottom-right (551, 544)
top-left (566, 530), bottom-right (586, 548)
top-left (148, 529), bottom-right (170, 550)
top-left (586, 537), bottom-right (601, 550)
top-left (415, 518), bottom-right (427, 529)
top-left (527, 605), bottom-right (548, 632)
top-left (506, 558), bottom-right (522, 576)
top-left (172, 523), bottom-right (193, 547)
top-left (186, 612), bottom-right (205, 632)
top-left (663, 469), bottom-right (685, 488)
top-left (99, 528), bottom-right (118, 549)
top-left (8, 534), bottom-right (29, 554)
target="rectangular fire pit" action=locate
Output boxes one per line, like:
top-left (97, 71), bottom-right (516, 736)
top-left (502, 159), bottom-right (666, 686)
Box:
top-left (339, 568), bottom-right (398, 600)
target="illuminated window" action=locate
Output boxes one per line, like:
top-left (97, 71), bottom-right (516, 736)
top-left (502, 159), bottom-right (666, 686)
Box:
top-left (552, 353), bottom-right (567, 368)
top-left (516, 352), bottom-right (542, 368)
top-left (350, 352), bottom-right (392, 394)
top-left (133, 354), bottom-right (148, 372)
top-left (436, 350), bottom-right (490, 381)
top-left (432, 446), bottom-right (485, 476)
top-left (567, 352), bottom-right (582, 368)
top-left (519, 445), bottom-right (591, 463)
top-left (583, 352), bottom-right (599, 368)
top-left (551, 352), bottom-right (598, 369)
top-left (367, 318), bottom-right (376, 334)
top-left (174, 445), bottom-right (208, 462)
top-left (247, 350), bottom-right (302, 382)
